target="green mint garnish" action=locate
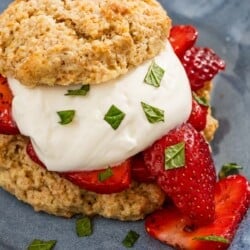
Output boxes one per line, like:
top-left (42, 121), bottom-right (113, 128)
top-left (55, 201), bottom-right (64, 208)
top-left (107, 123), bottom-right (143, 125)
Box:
top-left (141, 102), bottom-right (164, 124)
top-left (122, 230), bottom-right (140, 248)
top-left (98, 167), bottom-right (113, 182)
top-left (193, 92), bottom-right (209, 107)
top-left (219, 162), bottom-right (243, 180)
top-left (104, 105), bottom-right (125, 130)
top-left (57, 110), bottom-right (75, 125)
top-left (27, 239), bottom-right (57, 250)
top-left (65, 85), bottom-right (90, 96)
top-left (76, 217), bottom-right (92, 237)
top-left (193, 235), bottom-right (230, 244)
top-left (144, 61), bottom-right (165, 87)
top-left (165, 142), bottom-right (185, 170)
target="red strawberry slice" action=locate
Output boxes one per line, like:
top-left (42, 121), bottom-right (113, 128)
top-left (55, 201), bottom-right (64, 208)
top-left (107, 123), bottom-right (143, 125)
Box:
top-left (169, 25), bottom-right (225, 91)
top-left (215, 175), bottom-right (250, 221)
top-left (131, 153), bottom-right (155, 183)
top-left (62, 160), bottom-right (131, 194)
top-left (144, 123), bottom-right (216, 225)
top-left (26, 141), bottom-right (46, 168)
top-left (169, 25), bottom-right (198, 58)
top-left (145, 175), bottom-right (250, 250)
top-left (187, 98), bottom-right (208, 131)
top-left (26, 140), bottom-right (131, 194)
top-left (181, 47), bottom-right (226, 91)
top-left (0, 75), bottom-right (19, 135)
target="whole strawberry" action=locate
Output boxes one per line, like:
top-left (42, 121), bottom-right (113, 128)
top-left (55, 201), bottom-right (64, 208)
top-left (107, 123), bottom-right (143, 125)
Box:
top-left (144, 123), bottom-right (216, 225)
top-left (181, 47), bottom-right (226, 91)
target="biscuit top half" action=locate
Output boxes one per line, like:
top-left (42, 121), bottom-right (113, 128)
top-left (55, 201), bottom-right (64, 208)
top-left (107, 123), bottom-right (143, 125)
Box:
top-left (0, 0), bottom-right (171, 87)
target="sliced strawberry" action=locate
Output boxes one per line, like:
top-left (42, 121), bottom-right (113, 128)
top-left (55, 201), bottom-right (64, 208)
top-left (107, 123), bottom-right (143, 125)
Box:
top-left (131, 153), bottom-right (155, 183)
top-left (144, 123), bottom-right (216, 225)
top-left (169, 25), bottom-right (198, 58)
top-left (0, 75), bottom-right (19, 135)
top-left (62, 160), bottom-right (131, 194)
top-left (26, 140), bottom-right (131, 194)
top-left (187, 98), bottom-right (208, 131)
top-left (145, 175), bottom-right (250, 250)
top-left (215, 175), bottom-right (250, 222)
top-left (26, 141), bottom-right (46, 168)
top-left (169, 26), bottom-right (225, 91)
top-left (181, 47), bottom-right (226, 91)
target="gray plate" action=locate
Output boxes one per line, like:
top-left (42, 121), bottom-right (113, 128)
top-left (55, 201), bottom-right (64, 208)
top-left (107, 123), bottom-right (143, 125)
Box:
top-left (0, 0), bottom-right (249, 249)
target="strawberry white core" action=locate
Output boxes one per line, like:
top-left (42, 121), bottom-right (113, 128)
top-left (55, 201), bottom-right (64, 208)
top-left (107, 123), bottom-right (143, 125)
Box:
top-left (8, 42), bottom-right (192, 172)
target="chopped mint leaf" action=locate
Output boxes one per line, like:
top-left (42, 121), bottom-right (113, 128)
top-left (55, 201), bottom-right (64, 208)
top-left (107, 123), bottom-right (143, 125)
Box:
top-left (27, 239), bottom-right (56, 250)
top-left (122, 230), bottom-right (140, 248)
top-left (141, 102), bottom-right (164, 124)
top-left (165, 142), bottom-right (185, 170)
top-left (193, 92), bottom-right (209, 107)
top-left (219, 162), bottom-right (243, 180)
top-left (65, 85), bottom-right (90, 96)
top-left (193, 235), bottom-right (230, 244)
top-left (57, 110), bottom-right (75, 125)
top-left (104, 105), bottom-right (125, 130)
top-left (144, 61), bottom-right (165, 87)
top-left (98, 167), bottom-right (113, 182)
top-left (76, 217), bottom-right (92, 237)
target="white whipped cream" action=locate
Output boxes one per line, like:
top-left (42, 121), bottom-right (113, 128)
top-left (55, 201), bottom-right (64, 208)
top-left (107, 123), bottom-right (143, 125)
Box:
top-left (9, 42), bottom-right (192, 172)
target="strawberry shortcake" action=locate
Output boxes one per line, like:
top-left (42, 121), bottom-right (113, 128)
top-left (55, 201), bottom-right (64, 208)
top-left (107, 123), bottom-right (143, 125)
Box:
top-left (0, 0), bottom-right (248, 249)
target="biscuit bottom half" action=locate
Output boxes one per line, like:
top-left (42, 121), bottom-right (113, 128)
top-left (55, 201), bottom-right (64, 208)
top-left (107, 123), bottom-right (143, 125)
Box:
top-left (0, 83), bottom-right (218, 221)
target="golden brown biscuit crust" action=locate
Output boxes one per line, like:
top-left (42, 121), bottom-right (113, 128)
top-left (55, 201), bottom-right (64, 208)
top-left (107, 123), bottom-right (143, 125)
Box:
top-left (0, 0), bottom-right (171, 87)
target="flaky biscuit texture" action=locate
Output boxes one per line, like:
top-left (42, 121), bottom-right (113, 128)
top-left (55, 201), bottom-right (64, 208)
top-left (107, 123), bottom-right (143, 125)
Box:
top-left (0, 0), bottom-right (171, 87)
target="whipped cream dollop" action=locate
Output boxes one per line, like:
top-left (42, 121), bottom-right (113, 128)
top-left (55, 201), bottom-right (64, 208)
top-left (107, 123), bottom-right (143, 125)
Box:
top-left (9, 42), bottom-right (192, 172)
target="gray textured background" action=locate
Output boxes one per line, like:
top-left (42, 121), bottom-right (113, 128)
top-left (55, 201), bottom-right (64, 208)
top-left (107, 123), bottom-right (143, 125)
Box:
top-left (0, 0), bottom-right (249, 249)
